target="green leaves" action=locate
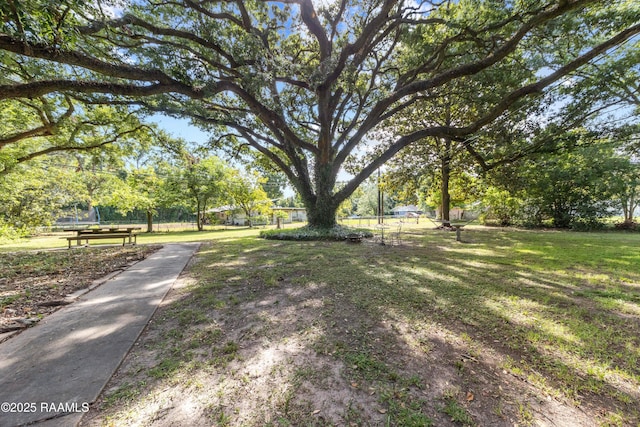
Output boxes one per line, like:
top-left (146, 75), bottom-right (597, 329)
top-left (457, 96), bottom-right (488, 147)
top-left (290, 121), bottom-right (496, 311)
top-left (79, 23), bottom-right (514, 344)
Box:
top-left (0, 157), bottom-right (80, 231)
top-left (486, 140), bottom-right (634, 228)
top-left (1, 0), bottom-right (638, 229)
top-left (0, 0), bottom-right (108, 48)
top-left (0, 94), bottom-right (162, 176)
top-left (226, 169), bottom-right (272, 219)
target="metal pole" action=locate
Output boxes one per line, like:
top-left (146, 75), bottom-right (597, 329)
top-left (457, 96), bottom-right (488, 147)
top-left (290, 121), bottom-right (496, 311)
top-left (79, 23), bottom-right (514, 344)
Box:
top-left (377, 168), bottom-right (381, 224)
top-left (381, 186), bottom-right (384, 224)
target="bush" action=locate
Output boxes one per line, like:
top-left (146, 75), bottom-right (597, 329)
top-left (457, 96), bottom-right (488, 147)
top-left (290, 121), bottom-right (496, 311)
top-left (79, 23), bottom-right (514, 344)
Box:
top-left (0, 219), bottom-right (30, 242)
top-left (570, 217), bottom-right (609, 231)
top-left (614, 221), bottom-right (638, 231)
top-left (480, 187), bottom-right (525, 227)
top-left (259, 225), bottom-right (373, 241)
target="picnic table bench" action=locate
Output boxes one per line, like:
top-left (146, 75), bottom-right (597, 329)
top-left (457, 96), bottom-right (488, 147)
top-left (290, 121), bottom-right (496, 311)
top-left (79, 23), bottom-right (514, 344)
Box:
top-left (63, 227), bottom-right (141, 249)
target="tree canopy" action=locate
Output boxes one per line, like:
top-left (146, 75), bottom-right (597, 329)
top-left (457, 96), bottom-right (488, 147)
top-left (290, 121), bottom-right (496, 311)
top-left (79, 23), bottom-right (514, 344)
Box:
top-left (1, 0), bottom-right (638, 227)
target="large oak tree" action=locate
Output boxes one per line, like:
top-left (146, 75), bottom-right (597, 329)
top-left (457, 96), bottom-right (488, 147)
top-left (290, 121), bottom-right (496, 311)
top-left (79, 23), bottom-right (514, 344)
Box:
top-left (1, 0), bottom-right (638, 227)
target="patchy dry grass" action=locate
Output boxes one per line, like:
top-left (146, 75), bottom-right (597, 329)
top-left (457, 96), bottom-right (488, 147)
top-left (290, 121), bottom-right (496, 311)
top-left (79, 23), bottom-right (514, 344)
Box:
top-left (78, 226), bottom-right (640, 426)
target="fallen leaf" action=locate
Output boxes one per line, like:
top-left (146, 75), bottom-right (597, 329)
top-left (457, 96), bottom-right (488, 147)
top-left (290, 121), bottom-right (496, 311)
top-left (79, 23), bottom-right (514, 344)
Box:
top-left (467, 391), bottom-right (474, 401)
top-left (378, 408), bottom-right (387, 414)
top-left (312, 409), bottom-right (320, 415)
top-left (350, 382), bottom-right (359, 388)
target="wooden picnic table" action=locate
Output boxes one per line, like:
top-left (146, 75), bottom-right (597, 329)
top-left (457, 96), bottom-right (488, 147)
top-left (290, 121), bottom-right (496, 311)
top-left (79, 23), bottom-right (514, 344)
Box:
top-left (63, 227), bottom-right (141, 248)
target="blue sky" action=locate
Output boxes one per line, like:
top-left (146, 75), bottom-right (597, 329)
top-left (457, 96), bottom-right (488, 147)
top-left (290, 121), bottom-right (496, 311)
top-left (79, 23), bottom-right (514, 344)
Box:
top-left (149, 113), bottom-right (304, 197)
top-left (149, 114), bottom-right (212, 146)
top-left (149, 113), bottom-right (358, 198)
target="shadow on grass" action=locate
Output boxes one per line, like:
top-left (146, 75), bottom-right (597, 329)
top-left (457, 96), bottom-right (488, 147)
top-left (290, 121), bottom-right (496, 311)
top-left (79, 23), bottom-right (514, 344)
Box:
top-left (85, 228), bottom-right (640, 427)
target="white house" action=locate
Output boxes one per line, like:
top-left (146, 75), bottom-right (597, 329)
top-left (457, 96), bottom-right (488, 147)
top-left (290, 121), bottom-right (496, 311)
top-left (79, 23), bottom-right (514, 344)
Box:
top-left (271, 206), bottom-right (307, 223)
top-left (208, 205), bottom-right (307, 225)
top-left (391, 205), bottom-right (422, 217)
top-left (435, 206), bottom-right (476, 220)
top-left (208, 205), bottom-right (241, 224)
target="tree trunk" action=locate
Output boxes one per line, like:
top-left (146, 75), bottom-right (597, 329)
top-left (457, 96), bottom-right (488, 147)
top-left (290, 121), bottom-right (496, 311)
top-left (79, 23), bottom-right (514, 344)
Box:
top-left (304, 163), bottom-right (339, 228)
top-left (304, 186), bottom-right (339, 228)
top-left (87, 201), bottom-right (94, 223)
top-left (622, 201), bottom-right (629, 222)
top-left (441, 138), bottom-right (452, 227)
top-left (623, 193), bottom-right (636, 223)
top-left (146, 210), bottom-right (153, 233)
top-left (306, 198), bottom-right (339, 227)
top-left (552, 202), bottom-right (571, 228)
top-left (377, 168), bottom-right (383, 224)
top-left (196, 200), bottom-right (203, 231)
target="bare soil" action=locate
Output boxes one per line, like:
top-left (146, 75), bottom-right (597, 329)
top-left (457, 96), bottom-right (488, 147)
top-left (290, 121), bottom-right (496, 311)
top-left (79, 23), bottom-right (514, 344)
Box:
top-left (0, 245), bottom-right (161, 337)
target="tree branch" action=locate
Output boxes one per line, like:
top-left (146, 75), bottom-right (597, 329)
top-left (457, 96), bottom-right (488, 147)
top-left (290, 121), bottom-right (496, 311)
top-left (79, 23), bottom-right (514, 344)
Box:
top-left (298, 0), bottom-right (331, 61)
top-left (0, 96), bottom-right (75, 147)
top-left (1, 126), bottom-right (147, 175)
top-left (334, 0), bottom-right (612, 168)
top-left (336, 20), bottom-right (640, 202)
top-left (0, 34), bottom-right (184, 84)
top-left (0, 80), bottom-right (203, 100)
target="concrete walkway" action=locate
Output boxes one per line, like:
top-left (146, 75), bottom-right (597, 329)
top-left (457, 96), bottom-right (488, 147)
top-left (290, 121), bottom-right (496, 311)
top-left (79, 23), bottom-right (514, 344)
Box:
top-left (0, 243), bottom-right (200, 427)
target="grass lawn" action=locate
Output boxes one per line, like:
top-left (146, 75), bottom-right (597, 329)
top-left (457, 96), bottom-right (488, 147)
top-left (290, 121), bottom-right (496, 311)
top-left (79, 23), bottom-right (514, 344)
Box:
top-left (3, 225), bottom-right (640, 425)
top-left (0, 224), bottom-right (284, 252)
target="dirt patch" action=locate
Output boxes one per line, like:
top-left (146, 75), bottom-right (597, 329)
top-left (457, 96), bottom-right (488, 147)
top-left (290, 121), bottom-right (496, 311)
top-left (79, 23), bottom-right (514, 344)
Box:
top-left (0, 245), bottom-right (161, 336)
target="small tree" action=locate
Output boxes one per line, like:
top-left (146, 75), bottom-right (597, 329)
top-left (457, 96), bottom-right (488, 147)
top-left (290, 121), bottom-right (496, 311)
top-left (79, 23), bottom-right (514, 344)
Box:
top-left (0, 157), bottom-right (80, 236)
top-left (274, 210), bottom-right (289, 229)
top-left (166, 156), bottom-right (229, 231)
top-left (104, 167), bottom-right (168, 232)
top-left (611, 159), bottom-right (640, 225)
top-left (227, 171), bottom-right (272, 228)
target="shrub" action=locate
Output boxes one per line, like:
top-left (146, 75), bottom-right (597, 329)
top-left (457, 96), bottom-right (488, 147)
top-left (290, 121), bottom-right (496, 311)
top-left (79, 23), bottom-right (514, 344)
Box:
top-left (259, 225), bottom-right (373, 241)
top-left (570, 217), bottom-right (609, 231)
top-left (0, 219), bottom-right (30, 242)
top-left (614, 221), bottom-right (638, 231)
